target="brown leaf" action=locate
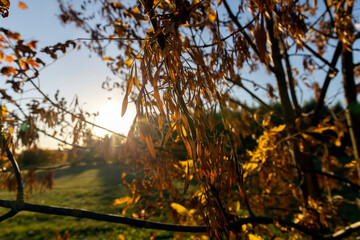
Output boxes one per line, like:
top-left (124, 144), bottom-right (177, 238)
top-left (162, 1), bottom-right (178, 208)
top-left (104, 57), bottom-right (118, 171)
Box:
top-left (121, 94), bottom-right (128, 117)
top-left (255, 16), bottom-right (267, 62)
top-left (145, 133), bottom-right (156, 158)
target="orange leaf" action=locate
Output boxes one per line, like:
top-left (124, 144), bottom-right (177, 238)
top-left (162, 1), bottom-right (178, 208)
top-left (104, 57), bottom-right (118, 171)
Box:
top-left (121, 94), bottom-right (128, 117)
top-left (26, 40), bottom-right (37, 49)
top-left (4, 55), bottom-right (15, 63)
top-left (102, 57), bottom-right (114, 61)
top-left (26, 58), bottom-right (40, 68)
top-left (18, 2), bottom-right (28, 10)
top-left (145, 133), bottom-right (156, 158)
top-left (134, 62), bottom-right (140, 91)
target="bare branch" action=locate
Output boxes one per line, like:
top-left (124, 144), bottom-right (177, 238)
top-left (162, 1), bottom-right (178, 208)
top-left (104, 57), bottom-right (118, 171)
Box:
top-left (2, 137), bottom-right (24, 204)
top-left (281, 40), bottom-right (302, 116)
top-left (225, 77), bottom-right (272, 110)
top-left (189, 16), bottom-right (257, 48)
top-left (223, 0), bottom-right (275, 73)
top-left (27, 79), bottom-right (127, 139)
top-left (0, 198), bottom-right (327, 238)
top-left (301, 40), bottom-right (338, 73)
top-left (304, 169), bottom-right (360, 190)
top-left (310, 42), bottom-right (342, 126)
top-left (331, 221), bottom-right (360, 239)
top-left (0, 210), bottom-right (18, 223)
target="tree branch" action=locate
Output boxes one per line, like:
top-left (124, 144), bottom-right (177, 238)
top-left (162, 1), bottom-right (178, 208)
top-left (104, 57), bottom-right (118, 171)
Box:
top-left (301, 40), bottom-right (338, 73)
top-left (310, 41), bottom-right (342, 126)
top-left (0, 197), bottom-right (357, 238)
top-left (304, 169), bottom-right (360, 190)
top-left (27, 79), bottom-right (127, 139)
top-left (331, 221), bottom-right (360, 240)
top-left (225, 77), bottom-right (272, 110)
top-left (2, 136), bottom-right (24, 204)
top-left (189, 16), bottom-right (257, 48)
top-left (0, 198), bottom-right (324, 238)
top-left (0, 210), bottom-right (18, 223)
top-left (223, 0), bottom-right (275, 73)
top-left (281, 39), bottom-right (302, 116)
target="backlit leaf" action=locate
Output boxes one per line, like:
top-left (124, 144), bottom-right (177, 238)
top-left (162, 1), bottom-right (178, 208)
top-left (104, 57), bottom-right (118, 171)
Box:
top-left (18, 1), bottom-right (27, 9)
top-left (248, 234), bottom-right (264, 240)
top-left (113, 196), bottom-right (132, 206)
top-left (134, 62), bottom-right (140, 91)
top-left (170, 203), bottom-right (189, 216)
top-left (102, 57), bottom-right (114, 61)
top-left (270, 124), bottom-right (286, 132)
top-left (121, 94), bottom-right (128, 117)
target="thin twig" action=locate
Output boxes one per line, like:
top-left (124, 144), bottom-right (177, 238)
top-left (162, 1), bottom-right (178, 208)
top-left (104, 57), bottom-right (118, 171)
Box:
top-left (304, 169), bottom-right (360, 190)
top-left (3, 138), bottom-right (24, 204)
top-left (225, 77), bottom-right (272, 110)
top-left (27, 79), bottom-right (127, 139)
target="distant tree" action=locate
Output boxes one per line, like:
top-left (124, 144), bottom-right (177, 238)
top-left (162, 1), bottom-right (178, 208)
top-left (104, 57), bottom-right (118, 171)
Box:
top-left (1, 0), bottom-right (360, 239)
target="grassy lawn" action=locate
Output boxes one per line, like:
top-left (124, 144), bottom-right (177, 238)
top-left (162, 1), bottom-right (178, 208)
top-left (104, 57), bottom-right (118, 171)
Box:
top-left (0, 165), bottom-right (173, 240)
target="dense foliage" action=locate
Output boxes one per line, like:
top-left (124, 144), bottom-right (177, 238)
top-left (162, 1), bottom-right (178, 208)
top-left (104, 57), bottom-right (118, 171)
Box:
top-left (1, 0), bottom-right (360, 239)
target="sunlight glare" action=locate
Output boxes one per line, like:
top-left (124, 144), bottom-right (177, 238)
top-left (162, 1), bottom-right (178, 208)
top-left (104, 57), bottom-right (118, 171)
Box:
top-left (93, 101), bottom-right (135, 137)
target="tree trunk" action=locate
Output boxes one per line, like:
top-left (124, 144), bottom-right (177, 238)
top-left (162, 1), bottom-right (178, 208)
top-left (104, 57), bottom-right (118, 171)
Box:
top-left (266, 14), bottom-right (321, 200)
top-left (341, 47), bottom-right (360, 183)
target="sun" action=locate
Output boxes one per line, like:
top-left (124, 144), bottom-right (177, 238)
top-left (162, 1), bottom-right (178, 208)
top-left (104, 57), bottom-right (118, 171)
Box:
top-left (93, 101), bottom-right (135, 137)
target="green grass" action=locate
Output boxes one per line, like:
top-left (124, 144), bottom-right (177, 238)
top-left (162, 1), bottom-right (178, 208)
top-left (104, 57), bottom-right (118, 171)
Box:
top-left (0, 165), bottom-right (173, 240)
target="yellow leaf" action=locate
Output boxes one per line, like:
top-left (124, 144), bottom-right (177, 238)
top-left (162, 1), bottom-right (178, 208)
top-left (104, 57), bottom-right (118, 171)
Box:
top-left (1, 106), bottom-right (7, 117)
top-left (208, 9), bottom-right (216, 22)
top-left (344, 160), bottom-right (357, 168)
top-left (125, 58), bottom-right (132, 68)
top-left (118, 234), bottom-right (126, 240)
top-left (270, 124), bottom-right (286, 132)
top-left (248, 233), bottom-right (263, 240)
top-left (102, 57), bottom-right (114, 61)
top-left (113, 196), bottom-right (132, 206)
top-left (170, 203), bottom-right (189, 216)
top-left (18, 2), bottom-right (27, 9)
top-left (307, 126), bottom-right (335, 133)
top-left (181, 126), bottom-right (187, 137)
top-left (262, 115), bottom-right (271, 127)
top-left (335, 138), bottom-right (341, 147)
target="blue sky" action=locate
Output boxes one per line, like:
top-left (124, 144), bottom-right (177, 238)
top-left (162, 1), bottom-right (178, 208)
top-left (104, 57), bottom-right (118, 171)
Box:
top-left (1, 1), bottom-right (136, 148)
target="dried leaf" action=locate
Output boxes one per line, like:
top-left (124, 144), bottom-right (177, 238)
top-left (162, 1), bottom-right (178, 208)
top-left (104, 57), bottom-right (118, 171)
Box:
top-left (145, 133), bottom-right (156, 158)
top-left (18, 1), bottom-right (27, 9)
top-left (255, 16), bottom-right (267, 62)
top-left (134, 62), bottom-right (140, 91)
top-left (121, 94), bottom-right (128, 117)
